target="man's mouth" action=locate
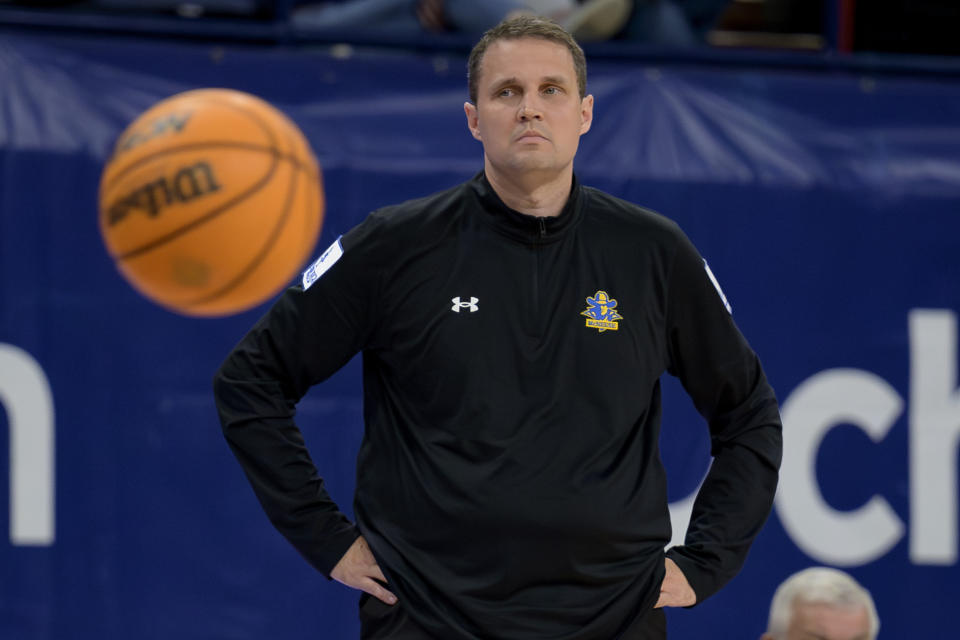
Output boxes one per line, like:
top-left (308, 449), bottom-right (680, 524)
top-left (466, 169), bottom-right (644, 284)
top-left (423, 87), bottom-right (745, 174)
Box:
top-left (516, 130), bottom-right (548, 142)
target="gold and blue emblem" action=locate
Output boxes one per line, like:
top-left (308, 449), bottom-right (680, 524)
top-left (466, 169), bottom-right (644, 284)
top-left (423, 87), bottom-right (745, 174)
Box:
top-left (581, 290), bottom-right (623, 332)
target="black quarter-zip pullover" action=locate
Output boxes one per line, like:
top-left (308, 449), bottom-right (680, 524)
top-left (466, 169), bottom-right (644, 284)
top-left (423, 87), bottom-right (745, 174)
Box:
top-left (214, 172), bottom-right (783, 640)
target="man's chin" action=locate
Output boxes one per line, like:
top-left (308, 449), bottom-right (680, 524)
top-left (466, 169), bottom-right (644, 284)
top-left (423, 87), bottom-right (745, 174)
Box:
top-left (505, 156), bottom-right (558, 173)
top-left (486, 154), bottom-right (573, 180)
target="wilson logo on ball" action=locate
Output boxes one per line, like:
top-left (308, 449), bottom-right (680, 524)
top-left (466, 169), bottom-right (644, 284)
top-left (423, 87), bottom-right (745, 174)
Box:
top-left (106, 161), bottom-right (222, 226)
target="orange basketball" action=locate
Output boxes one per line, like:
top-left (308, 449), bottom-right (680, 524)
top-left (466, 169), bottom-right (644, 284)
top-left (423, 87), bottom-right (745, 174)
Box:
top-left (99, 88), bottom-right (324, 317)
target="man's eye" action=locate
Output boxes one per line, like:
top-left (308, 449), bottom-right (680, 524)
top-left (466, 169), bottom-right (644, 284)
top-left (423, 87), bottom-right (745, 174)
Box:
top-left (498, 88), bottom-right (515, 97)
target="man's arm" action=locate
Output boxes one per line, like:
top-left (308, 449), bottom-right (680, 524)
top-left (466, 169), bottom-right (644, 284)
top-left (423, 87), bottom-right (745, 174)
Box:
top-left (661, 231), bottom-right (784, 604)
top-left (213, 219), bottom-right (388, 579)
top-left (215, 327), bottom-right (398, 605)
top-left (213, 284), bottom-right (363, 576)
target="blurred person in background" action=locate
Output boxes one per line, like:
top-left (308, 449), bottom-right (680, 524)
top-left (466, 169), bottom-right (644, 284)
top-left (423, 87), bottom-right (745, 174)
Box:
top-left (291, 0), bottom-right (730, 46)
top-left (620, 0), bottom-right (729, 46)
top-left (292, 0), bottom-right (634, 42)
top-left (762, 567), bottom-right (880, 640)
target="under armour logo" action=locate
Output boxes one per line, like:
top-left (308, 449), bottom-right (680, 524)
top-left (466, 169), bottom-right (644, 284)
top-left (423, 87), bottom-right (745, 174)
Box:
top-left (451, 296), bottom-right (479, 313)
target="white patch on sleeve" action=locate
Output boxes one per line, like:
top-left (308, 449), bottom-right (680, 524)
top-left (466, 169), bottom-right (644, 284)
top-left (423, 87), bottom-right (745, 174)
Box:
top-left (703, 260), bottom-right (732, 314)
top-left (302, 236), bottom-right (343, 290)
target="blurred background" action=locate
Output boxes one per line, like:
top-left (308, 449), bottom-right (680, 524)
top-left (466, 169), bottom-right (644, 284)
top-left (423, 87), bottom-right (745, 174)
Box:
top-left (1, 1), bottom-right (958, 638)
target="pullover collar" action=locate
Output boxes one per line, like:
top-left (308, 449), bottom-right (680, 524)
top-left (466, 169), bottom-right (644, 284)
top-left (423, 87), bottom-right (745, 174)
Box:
top-left (470, 171), bottom-right (584, 244)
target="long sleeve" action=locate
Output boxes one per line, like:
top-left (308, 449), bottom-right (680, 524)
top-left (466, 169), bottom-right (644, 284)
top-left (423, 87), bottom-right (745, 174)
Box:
top-left (212, 218), bottom-right (385, 577)
top-left (662, 232), bottom-right (783, 603)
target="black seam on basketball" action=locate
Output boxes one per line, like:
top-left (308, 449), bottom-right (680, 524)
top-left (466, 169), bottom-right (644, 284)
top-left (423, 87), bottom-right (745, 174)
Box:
top-left (103, 94), bottom-right (283, 193)
top-left (181, 148), bottom-right (302, 310)
top-left (102, 141), bottom-right (311, 195)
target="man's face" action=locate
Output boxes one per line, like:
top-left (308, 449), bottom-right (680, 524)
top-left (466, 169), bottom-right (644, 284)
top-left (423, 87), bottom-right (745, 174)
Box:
top-left (782, 601), bottom-right (872, 640)
top-left (464, 37), bottom-right (593, 180)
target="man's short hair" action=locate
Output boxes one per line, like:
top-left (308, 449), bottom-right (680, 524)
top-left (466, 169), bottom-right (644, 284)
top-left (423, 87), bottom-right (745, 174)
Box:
top-left (467, 14), bottom-right (587, 104)
top-left (766, 567), bottom-right (880, 639)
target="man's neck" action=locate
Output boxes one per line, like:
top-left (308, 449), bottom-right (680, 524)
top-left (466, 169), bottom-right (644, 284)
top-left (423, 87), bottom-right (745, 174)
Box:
top-left (484, 164), bottom-right (573, 218)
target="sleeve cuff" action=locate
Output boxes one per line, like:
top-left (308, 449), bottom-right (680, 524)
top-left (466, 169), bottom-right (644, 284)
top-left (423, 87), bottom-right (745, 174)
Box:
top-left (312, 524), bottom-right (362, 579)
top-left (665, 546), bottom-right (713, 607)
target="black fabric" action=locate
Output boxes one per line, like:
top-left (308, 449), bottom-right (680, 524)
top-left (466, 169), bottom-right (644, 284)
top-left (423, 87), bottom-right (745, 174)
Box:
top-left (621, 608), bottom-right (667, 640)
top-left (359, 594), bottom-right (435, 640)
top-left (359, 593), bottom-right (668, 640)
top-left (214, 172), bottom-right (782, 639)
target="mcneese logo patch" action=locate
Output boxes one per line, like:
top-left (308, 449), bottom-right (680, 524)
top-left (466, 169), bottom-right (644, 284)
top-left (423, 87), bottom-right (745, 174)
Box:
top-left (582, 290), bottom-right (623, 332)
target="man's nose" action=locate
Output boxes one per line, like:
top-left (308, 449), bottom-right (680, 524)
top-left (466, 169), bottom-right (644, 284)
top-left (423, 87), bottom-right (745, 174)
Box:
top-left (518, 100), bottom-right (543, 121)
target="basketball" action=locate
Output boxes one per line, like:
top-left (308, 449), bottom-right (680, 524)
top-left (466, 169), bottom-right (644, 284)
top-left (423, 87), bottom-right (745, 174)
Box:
top-left (98, 88), bottom-right (324, 317)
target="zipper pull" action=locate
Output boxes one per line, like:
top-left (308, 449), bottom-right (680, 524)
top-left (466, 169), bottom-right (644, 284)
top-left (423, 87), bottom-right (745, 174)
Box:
top-left (538, 218), bottom-right (546, 238)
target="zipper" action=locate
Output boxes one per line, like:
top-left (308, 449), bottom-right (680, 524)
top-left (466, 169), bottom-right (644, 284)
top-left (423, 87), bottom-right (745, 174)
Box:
top-left (529, 218), bottom-right (547, 338)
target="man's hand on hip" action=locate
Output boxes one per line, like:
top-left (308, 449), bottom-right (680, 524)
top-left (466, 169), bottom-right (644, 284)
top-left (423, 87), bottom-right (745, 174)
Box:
top-left (654, 557), bottom-right (696, 608)
top-left (330, 536), bottom-right (398, 605)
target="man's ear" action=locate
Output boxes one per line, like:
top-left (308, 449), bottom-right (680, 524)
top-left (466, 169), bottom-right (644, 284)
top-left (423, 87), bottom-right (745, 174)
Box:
top-left (464, 101), bottom-right (482, 141)
top-left (579, 94), bottom-right (594, 135)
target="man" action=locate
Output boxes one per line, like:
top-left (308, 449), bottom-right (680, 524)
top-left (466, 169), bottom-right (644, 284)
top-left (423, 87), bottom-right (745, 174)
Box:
top-left (213, 15), bottom-right (782, 640)
top-left (762, 567), bottom-right (880, 640)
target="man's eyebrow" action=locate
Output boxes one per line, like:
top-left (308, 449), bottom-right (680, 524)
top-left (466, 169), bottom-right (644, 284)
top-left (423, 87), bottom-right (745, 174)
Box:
top-left (540, 75), bottom-right (570, 86)
top-left (489, 76), bottom-right (519, 91)
top-left (489, 75), bottom-right (572, 91)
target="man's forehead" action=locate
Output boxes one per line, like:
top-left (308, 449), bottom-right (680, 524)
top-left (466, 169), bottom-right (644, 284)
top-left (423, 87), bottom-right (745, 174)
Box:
top-left (479, 38), bottom-right (576, 86)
